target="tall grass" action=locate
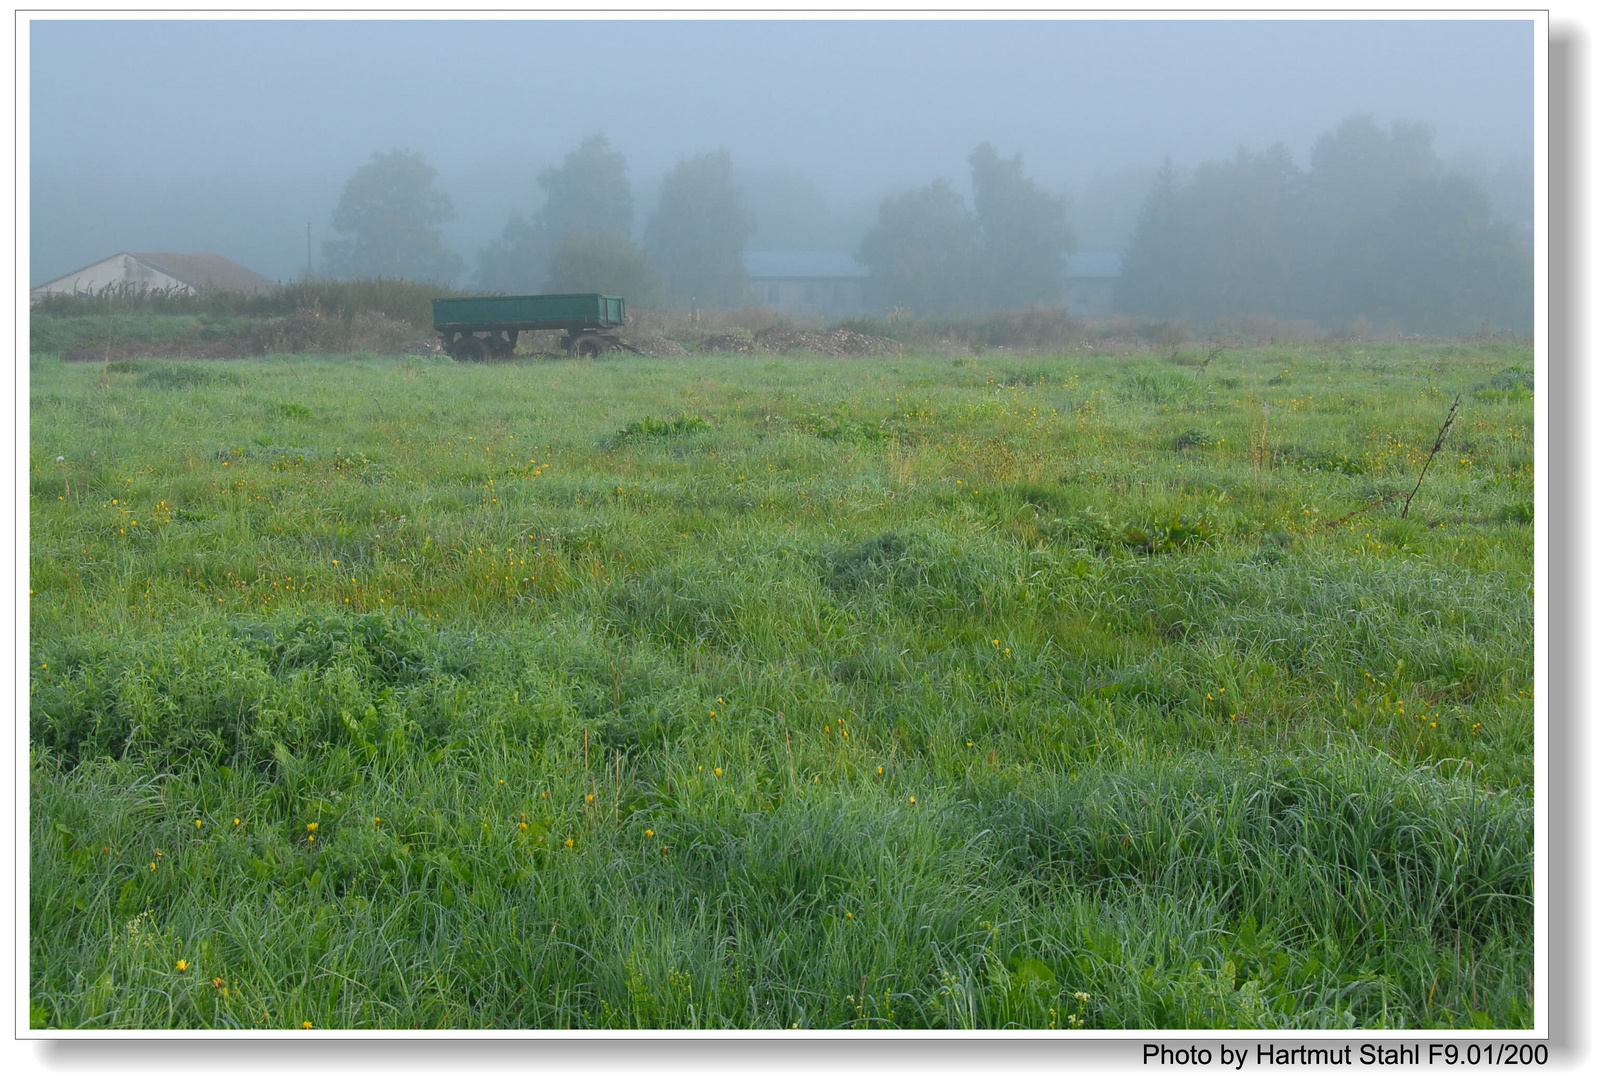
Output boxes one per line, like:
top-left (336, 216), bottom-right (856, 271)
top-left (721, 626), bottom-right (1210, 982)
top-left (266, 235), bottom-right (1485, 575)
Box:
top-left (32, 278), bottom-right (472, 329)
top-left (28, 338), bottom-right (1534, 1029)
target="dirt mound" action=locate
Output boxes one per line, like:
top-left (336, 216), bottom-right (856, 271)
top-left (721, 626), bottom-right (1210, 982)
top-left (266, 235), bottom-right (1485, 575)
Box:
top-left (698, 332), bottom-right (761, 354)
top-left (631, 335), bottom-right (690, 357)
top-left (753, 326), bottom-right (902, 357)
top-left (694, 326), bottom-right (902, 357)
top-left (401, 337), bottom-right (443, 357)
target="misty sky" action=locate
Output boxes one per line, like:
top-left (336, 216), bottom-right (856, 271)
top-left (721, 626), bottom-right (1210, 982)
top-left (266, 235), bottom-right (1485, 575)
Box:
top-left (28, 17), bottom-right (1536, 285)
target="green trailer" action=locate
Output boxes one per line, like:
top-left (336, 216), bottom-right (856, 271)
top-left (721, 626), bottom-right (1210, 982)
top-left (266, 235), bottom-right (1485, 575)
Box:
top-left (432, 293), bottom-right (631, 360)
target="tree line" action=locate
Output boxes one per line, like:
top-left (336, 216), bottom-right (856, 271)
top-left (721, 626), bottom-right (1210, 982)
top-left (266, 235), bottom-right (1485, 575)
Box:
top-left (321, 136), bottom-right (758, 310)
top-left (320, 116), bottom-right (1531, 334)
top-left (1118, 117), bottom-right (1532, 334)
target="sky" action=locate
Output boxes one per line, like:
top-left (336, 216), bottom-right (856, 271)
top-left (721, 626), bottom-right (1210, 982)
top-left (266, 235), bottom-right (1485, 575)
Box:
top-left (27, 16), bottom-right (1537, 285)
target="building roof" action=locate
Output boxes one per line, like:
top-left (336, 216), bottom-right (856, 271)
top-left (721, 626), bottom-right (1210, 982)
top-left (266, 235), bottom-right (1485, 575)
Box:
top-left (33, 251), bottom-right (277, 294)
top-left (1064, 252), bottom-right (1123, 279)
top-left (745, 251), bottom-right (868, 280)
top-left (128, 252), bottom-right (277, 294)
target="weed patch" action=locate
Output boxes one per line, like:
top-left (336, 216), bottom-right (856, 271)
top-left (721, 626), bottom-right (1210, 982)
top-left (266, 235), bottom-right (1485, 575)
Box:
top-left (608, 415), bottom-right (710, 447)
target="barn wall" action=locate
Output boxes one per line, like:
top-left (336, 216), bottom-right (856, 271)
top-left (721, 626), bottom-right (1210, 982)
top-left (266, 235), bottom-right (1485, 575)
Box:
top-left (747, 277), bottom-right (872, 319)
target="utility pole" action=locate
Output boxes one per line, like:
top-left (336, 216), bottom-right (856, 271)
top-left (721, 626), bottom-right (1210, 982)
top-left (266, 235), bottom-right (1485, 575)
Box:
top-left (306, 222), bottom-right (312, 280)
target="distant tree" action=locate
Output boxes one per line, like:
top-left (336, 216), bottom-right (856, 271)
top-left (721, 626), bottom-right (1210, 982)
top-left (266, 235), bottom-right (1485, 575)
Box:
top-left (476, 132), bottom-right (634, 293)
top-left (856, 179), bottom-right (982, 316)
top-left (474, 212), bottom-right (545, 294)
top-left (1115, 115), bottom-right (1532, 334)
top-left (538, 133), bottom-right (633, 240)
top-left (969, 143), bottom-right (1076, 307)
top-left (1190, 144), bottom-right (1300, 319)
top-left (1352, 174), bottom-right (1532, 333)
top-left (1115, 158), bottom-right (1185, 317)
top-left (643, 150), bottom-right (758, 308)
top-left (544, 230), bottom-right (659, 308)
top-left (740, 167), bottom-right (836, 250)
top-left (1305, 116), bottom-right (1440, 221)
top-left (1446, 150), bottom-right (1535, 244)
top-left (1293, 116), bottom-right (1442, 323)
top-left (323, 149), bottom-right (463, 283)
top-left (1120, 147), bottom-right (1298, 321)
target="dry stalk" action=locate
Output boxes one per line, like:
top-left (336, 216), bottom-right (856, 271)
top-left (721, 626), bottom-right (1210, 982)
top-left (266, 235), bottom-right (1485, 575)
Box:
top-left (1401, 394), bottom-right (1460, 519)
top-left (1321, 489), bottom-right (1407, 530)
top-left (1251, 401), bottom-right (1273, 487)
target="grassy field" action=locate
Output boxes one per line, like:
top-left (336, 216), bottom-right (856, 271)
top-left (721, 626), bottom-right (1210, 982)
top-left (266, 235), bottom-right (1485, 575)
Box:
top-left (28, 338), bottom-right (1535, 1030)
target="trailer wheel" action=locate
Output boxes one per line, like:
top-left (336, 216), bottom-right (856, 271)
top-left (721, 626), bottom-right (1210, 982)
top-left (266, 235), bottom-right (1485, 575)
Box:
top-left (572, 335), bottom-right (606, 359)
top-left (453, 335), bottom-right (490, 363)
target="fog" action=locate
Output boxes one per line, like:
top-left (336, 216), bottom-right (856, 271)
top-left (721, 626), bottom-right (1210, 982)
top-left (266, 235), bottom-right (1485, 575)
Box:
top-left (29, 17), bottom-right (1534, 289)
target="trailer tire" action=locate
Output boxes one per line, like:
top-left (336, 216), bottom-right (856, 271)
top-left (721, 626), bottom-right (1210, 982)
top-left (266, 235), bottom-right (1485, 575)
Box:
top-left (453, 335), bottom-right (490, 363)
top-left (572, 335), bottom-right (606, 359)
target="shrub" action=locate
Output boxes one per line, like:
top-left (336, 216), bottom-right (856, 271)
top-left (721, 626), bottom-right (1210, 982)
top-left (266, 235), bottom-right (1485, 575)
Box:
top-left (31, 278), bottom-right (474, 329)
top-left (545, 231), bottom-right (660, 309)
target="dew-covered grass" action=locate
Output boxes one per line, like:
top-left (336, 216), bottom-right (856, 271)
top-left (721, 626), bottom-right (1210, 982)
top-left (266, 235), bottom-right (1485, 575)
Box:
top-left (28, 340), bottom-right (1534, 1029)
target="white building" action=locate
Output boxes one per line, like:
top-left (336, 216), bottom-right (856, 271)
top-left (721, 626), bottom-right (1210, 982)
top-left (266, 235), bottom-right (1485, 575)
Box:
top-left (31, 251), bottom-right (277, 302)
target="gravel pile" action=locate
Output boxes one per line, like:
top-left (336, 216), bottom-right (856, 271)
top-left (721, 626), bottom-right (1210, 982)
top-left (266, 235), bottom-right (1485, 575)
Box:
top-left (691, 327), bottom-right (902, 357)
top-left (753, 326), bottom-right (902, 357)
top-left (401, 337), bottom-right (444, 357)
top-left (697, 332), bottom-right (761, 354)
top-left (630, 335), bottom-right (691, 356)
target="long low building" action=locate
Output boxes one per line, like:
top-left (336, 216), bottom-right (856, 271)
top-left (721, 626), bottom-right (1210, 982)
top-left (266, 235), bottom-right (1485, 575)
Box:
top-left (744, 251), bottom-right (870, 319)
top-left (1061, 252), bottom-right (1122, 317)
top-left (745, 250), bottom-right (1122, 319)
top-left (31, 251), bottom-right (277, 302)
